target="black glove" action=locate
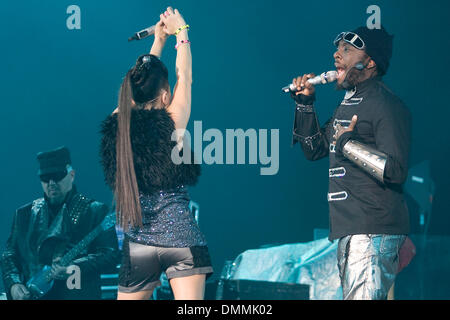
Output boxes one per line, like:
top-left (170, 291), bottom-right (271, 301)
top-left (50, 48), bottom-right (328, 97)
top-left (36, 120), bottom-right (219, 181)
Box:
top-left (290, 91), bottom-right (316, 105)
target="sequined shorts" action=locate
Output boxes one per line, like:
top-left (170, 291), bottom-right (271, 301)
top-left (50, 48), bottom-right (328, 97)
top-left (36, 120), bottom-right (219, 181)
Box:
top-left (118, 238), bottom-right (213, 293)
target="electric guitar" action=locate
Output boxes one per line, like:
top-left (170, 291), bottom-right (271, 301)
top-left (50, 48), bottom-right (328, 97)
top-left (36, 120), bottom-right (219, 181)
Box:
top-left (26, 213), bottom-right (116, 299)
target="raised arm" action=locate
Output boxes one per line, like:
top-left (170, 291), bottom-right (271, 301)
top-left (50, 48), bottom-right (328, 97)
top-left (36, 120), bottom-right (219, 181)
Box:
top-left (291, 73), bottom-right (331, 161)
top-left (161, 7), bottom-right (192, 133)
top-left (150, 19), bottom-right (169, 58)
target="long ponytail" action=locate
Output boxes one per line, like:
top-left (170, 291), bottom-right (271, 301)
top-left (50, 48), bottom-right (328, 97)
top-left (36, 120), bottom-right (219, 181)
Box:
top-left (115, 71), bottom-right (142, 230)
top-left (114, 55), bottom-right (169, 230)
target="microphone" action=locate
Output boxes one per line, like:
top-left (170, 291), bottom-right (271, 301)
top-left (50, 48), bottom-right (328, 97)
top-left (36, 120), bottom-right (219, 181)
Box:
top-left (128, 25), bottom-right (156, 42)
top-left (282, 71), bottom-right (338, 93)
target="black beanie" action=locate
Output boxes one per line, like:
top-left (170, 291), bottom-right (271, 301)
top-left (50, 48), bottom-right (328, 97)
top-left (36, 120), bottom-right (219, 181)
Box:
top-left (350, 26), bottom-right (394, 75)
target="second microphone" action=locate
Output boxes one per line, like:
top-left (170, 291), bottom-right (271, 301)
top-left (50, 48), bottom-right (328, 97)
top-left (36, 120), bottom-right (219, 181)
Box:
top-left (282, 71), bottom-right (338, 93)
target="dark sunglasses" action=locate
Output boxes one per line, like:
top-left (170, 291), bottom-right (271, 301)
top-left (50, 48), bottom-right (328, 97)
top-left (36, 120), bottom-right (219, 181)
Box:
top-left (40, 170), bottom-right (68, 183)
top-left (334, 32), bottom-right (365, 50)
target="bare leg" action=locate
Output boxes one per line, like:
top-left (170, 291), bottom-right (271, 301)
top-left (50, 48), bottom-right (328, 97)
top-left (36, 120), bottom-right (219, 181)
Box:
top-left (170, 274), bottom-right (206, 300)
top-left (117, 290), bottom-right (154, 300)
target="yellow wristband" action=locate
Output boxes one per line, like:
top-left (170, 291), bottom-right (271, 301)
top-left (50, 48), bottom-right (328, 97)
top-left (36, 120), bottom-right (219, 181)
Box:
top-left (175, 25), bottom-right (190, 36)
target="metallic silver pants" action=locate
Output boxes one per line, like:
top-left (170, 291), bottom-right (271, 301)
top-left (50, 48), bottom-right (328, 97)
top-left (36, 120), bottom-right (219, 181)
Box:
top-left (337, 234), bottom-right (406, 300)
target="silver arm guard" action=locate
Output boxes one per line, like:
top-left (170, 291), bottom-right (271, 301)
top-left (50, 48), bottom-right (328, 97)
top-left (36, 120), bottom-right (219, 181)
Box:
top-left (342, 140), bottom-right (387, 183)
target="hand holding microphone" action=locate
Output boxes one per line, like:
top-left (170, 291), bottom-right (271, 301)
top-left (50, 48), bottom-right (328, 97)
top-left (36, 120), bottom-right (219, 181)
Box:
top-left (284, 71), bottom-right (337, 105)
top-left (291, 73), bottom-right (317, 97)
top-left (160, 7), bottom-right (187, 35)
top-left (128, 19), bottom-right (169, 42)
top-left (129, 7), bottom-right (187, 42)
top-left (282, 71), bottom-right (338, 95)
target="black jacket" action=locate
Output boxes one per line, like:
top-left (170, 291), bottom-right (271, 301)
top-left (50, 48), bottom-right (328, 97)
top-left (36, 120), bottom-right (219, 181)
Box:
top-left (292, 77), bottom-right (411, 240)
top-left (0, 187), bottom-right (120, 300)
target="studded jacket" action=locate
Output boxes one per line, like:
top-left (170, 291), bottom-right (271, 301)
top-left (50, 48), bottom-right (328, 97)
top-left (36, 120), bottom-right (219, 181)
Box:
top-left (0, 186), bottom-right (120, 299)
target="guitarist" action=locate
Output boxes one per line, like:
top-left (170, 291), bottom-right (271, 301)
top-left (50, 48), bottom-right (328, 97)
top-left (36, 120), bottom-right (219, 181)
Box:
top-left (0, 146), bottom-right (120, 300)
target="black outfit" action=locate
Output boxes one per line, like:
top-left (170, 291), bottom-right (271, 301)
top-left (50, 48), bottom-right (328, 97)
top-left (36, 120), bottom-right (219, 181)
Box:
top-left (0, 186), bottom-right (120, 300)
top-left (100, 108), bottom-right (213, 293)
top-left (292, 76), bottom-right (411, 240)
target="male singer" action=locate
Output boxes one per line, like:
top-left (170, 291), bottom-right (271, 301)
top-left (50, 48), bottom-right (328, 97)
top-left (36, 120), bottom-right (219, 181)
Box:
top-left (290, 26), bottom-right (411, 300)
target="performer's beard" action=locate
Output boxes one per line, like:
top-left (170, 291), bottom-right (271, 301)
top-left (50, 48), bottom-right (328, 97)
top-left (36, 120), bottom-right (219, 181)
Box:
top-left (47, 192), bottom-right (65, 207)
top-left (336, 68), bottom-right (364, 91)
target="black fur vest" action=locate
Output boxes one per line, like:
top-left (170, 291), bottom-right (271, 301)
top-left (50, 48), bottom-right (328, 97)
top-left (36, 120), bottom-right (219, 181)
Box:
top-left (99, 108), bottom-right (201, 195)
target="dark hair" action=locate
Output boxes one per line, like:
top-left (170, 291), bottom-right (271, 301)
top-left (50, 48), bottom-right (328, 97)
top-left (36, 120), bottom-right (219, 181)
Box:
top-left (115, 54), bottom-right (169, 230)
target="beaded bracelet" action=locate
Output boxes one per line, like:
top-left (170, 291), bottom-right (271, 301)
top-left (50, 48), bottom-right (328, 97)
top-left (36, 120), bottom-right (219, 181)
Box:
top-left (175, 24), bottom-right (190, 36)
top-left (175, 40), bottom-right (191, 50)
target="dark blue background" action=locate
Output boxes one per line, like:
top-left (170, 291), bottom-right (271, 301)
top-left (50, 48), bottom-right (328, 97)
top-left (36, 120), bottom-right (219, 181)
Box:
top-left (1, 0), bottom-right (449, 292)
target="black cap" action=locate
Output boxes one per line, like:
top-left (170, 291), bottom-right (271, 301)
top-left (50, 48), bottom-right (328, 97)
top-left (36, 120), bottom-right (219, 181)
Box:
top-left (351, 26), bottom-right (394, 75)
top-left (37, 146), bottom-right (71, 175)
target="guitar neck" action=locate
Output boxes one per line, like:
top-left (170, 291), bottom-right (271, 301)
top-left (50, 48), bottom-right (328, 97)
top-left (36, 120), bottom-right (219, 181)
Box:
top-left (59, 225), bottom-right (103, 266)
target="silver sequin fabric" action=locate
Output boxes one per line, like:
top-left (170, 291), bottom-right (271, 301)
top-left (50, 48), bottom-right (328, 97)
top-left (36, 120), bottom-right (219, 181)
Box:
top-left (337, 234), bottom-right (406, 300)
top-left (126, 186), bottom-right (207, 248)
